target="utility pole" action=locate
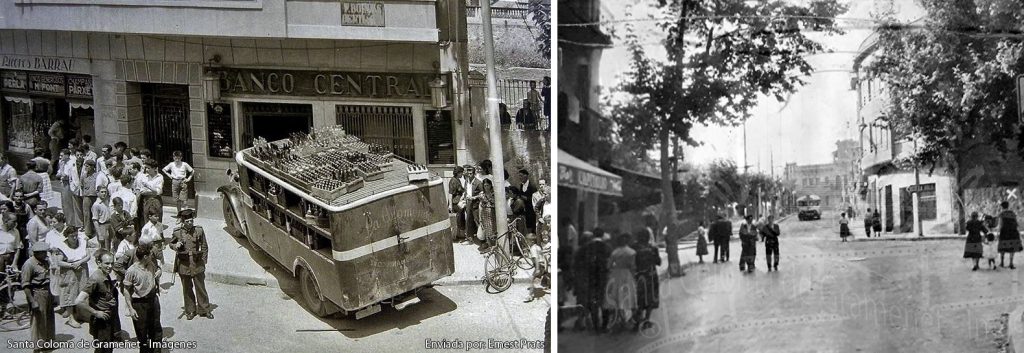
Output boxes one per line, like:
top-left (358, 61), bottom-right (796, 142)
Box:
top-left (913, 138), bottom-right (922, 237)
top-left (481, 0), bottom-right (508, 239)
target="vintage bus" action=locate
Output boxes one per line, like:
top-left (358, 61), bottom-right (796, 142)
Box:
top-left (796, 194), bottom-right (822, 221)
top-left (218, 131), bottom-right (454, 319)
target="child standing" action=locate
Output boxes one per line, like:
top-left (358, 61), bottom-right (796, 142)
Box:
top-left (985, 233), bottom-right (998, 270)
top-left (696, 221), bottom-right (708, 263)
top-left (161, 150), bottom-right (194, 215)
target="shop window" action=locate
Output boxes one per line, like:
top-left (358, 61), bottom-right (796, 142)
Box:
top-left (425, 110), bottom-right (455, 165)
top-left (920, 186), bottom-right (937, 220)
top-left (2, 98), bottom-right (33, 153)
top-left (336, 105), bottom-right (415, 162)
top-left (207, 103), bottom-right (234, 158)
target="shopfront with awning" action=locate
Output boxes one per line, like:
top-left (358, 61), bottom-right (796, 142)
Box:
top-left (558, 148), bottom-right (622, 232)
top-left (558, 148), bottom-right (622, 196)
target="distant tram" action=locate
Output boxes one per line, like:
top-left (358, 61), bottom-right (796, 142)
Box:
top-left (796, 195), bottom-right (822, 221)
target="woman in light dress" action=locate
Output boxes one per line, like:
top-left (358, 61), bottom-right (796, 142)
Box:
top-left (604, 232), bottom-right (636, 330)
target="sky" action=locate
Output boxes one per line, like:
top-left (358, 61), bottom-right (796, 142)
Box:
top-left (597, 0), bottom-right (925, 175)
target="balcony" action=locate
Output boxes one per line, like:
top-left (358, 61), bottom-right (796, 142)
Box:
top-left (466, 5), bottom-right (529, 20)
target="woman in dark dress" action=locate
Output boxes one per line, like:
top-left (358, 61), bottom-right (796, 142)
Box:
top-left (963, 212), bottom-right (986, 271)
top-left (998, 201), bottom-right (1023, 268)
top-left (633, 229), bottom-right (661, 332)
top-left (839, 213), bottom-right (851, 242)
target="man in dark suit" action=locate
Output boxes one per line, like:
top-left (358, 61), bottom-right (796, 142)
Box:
top-left (711, 214), bottom-right (732, 263)
top-left (515, 169), bottom-right (538, 234)
top-left (462, 165), bottom-right (478, 241)
top-left (761, 215), bottom-right (781, 271)
top-left (448, 166), bottom-right (466, 242)
top-left (572, 229), bottom-right (611, 332)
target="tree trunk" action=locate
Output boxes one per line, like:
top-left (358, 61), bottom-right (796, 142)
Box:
top-left (660, 126), bottom-right (675, 245)
top-left (954, 158), bottom-right (965, 235)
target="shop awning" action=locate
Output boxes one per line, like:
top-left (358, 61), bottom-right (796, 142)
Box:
top-left (69, 101), bottom-right (93, 110)
top-left (558, 149), bottom-right (622, 196)
top-left (3, 96), bottom-right (31, 104)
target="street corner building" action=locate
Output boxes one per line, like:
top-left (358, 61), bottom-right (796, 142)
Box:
top-left (853, 26), bottom-right (1024, 236)
top-left (556, 0), bottom-right (623, 233)
top-left (0, 0), bottom-right (476, 217)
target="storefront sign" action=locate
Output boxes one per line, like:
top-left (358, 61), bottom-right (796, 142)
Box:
top-left (907, 183), bottom-right (935, 193)
top-left (342, 2), bottom-right (385, 27)
top-left (1, 71), bottom-right (27, 91)
top-left (558, 149), bottom-right (623, 197)
top-left (28, 72), bottom-right (66, 96)
top-left (217, 68), bottom-right (446, 101)
top-left (1, 55), bottom-right (87, 74)
top-left (66, 75), bottom-right (94, 98)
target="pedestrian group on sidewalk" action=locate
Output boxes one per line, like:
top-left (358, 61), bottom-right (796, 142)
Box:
top-left (0, 137), bottom-right (212, 352)
top-left (963, 201), bottom-right (1023, 271)
top-left (447, 158), bottom-right (552, 302)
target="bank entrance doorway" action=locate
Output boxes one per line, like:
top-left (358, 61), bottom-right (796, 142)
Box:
top-left (141, 83), bottom-right (193, 199)
top-left (241, 102), bottom-right (313, 147)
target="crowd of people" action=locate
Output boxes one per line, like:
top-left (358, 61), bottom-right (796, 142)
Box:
top-left (558, 211), bottom-right (791, 333)
top-left (0, 137), bottom-right (211, 352)
top-left (447, 159), bottom-right (551, 301)
top-left (559, 221), bottom-right (661, 333)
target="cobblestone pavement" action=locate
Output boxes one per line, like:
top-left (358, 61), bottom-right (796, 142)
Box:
top-left (559, 213), bottom-right (1017, 353)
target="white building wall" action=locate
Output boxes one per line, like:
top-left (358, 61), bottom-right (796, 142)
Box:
top-left (873, 170), bottom-right (955, 235)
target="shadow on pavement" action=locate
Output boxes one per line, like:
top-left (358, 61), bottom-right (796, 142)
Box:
top-left (222, 226), bottom-right (459, 339)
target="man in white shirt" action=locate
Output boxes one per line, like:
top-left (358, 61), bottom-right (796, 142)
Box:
top-left (161, 151), bottom-right (194, 215)
top-left (112, 174), bottom-right (137, 219)
top-left (0, 155), bottom-right (16, 198)
top-left (136, 160), bottom-right (164, 227)
top-left (140, 209), bottom-right (167, 268)
top-left (462, 165), bottom-right (477, 241)
top-left (92, 188), bottom-right (113, 251)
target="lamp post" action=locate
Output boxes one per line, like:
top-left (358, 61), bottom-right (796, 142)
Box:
top-left (480, 0), bottom-right (509, 239)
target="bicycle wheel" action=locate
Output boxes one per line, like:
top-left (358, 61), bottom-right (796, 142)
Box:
top-left (512, 234), bottom-right (535, 271)
top-left (484, 250), bottom-right (505, 278)
top-left (485, 271), bottom-right (513, 293)
top-left (0, 286), bottom-right (31, 332)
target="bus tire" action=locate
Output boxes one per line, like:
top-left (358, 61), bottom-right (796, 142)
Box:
top-left (297, 267), bottom-right (331, 317)
top-left (222, 199), bottom-right (244, 238)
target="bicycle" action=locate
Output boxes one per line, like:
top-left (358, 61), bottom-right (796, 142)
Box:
top-left (0, 265), bottom-right (32, 332)
top-left (483, 219), bottom-right (533, 293)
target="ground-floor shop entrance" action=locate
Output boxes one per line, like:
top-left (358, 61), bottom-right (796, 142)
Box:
top-left (141, 83), bottom-right (193, 198)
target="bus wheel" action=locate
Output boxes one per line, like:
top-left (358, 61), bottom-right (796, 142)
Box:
top-left (298, 267), bottom-right (331, 317)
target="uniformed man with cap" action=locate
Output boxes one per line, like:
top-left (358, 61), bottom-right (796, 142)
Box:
top-left (169, 209), bottom-right (211, 320)
top-left (22, 241), bottom-right (55, 350)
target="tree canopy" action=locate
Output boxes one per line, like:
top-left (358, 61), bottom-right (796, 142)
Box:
top-left (866, 0), bottom-right (1024, 172)
top-left (610, 0), bottom-right (848, 148)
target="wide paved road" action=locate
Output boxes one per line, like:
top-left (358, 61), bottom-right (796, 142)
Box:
top-left (0, 280), bottom-right (548, 353)
top-left (559, 212), bottom-right (1019, 353)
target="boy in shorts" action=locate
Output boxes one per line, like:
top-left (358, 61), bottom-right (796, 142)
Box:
top-left (161, 151), bottom-right (194, 215)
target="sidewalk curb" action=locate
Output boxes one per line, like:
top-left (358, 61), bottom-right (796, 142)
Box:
top-left (159, 262), bottom-right (282, 289)
top-left (1009, 305), bottom-right (1024, 353)
top-left (435, 274), bottom-right (534, 287)
top-left (851, 235), bottom-right (965, 242)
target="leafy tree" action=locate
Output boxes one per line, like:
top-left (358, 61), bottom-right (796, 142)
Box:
top-left (609, 0), bottom-right (847, 229)
top-left (527, 0), bottom-right (551, 57)
top-left (865, 0), bottom-right (1024, 232)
